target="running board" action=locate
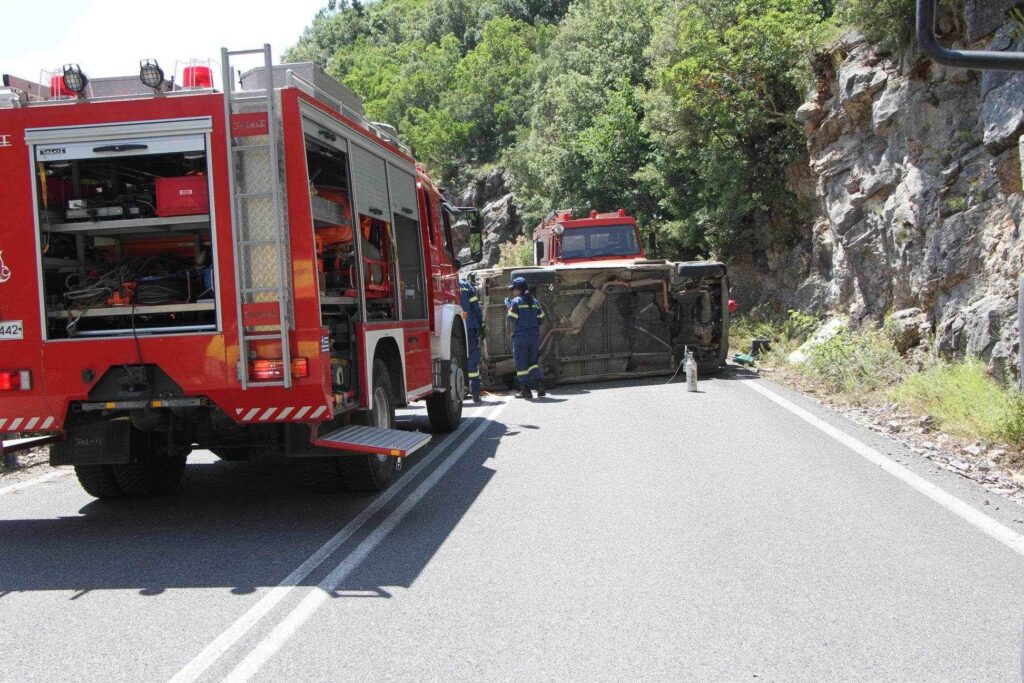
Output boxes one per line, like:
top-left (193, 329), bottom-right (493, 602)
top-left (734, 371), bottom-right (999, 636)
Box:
top-left (312, 425), bottom-right (431, 458)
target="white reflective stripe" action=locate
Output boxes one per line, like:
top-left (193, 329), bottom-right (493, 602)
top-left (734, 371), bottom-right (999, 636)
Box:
top-left (243, 408), bottom-right (260, 422)
top-left (276, 407), bottom-right (294, 421)
top-left (407, 384), bottom-right (433, 401)
top-left (293, 406), bottom-right (311, 420)
top-left (24, 417), bottom-right (39, 430)
top-left (258, 408), bottom-right (277, 422)
top-left (0, 419), bottom-right (7, 431)
top-left (235, 408), bottom-right (244, 416)
top-left (9, 418), bottom-right (23, 431)
top-left (309, 406), bottom-right (327, 420)
top-left (41, 417), bottom-right (55, 430)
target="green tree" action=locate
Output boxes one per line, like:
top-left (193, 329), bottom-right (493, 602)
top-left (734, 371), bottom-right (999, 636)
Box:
top-left (643, 0), bottom-right (829, 254)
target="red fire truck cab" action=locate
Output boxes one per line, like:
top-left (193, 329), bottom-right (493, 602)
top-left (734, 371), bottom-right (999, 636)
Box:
top-left (532, 208), bottom-right (644, 265)
top-left (0, 48), bottom-right (483, 497)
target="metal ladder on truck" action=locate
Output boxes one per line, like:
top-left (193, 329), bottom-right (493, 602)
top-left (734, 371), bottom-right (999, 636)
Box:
top-left (222, 45), bottom-right (293, 389)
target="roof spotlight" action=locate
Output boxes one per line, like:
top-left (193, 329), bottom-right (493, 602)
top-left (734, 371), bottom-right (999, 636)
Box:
top-left (139, 59), bottom-right (165, 90)
top-left (61, 64), bottom-right (88, 95)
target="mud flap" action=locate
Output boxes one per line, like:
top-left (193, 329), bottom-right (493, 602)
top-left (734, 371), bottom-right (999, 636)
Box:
top-left (50, 418), bottom-right (132, 466)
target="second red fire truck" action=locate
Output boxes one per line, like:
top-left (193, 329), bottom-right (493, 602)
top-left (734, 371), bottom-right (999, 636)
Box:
top-left (0, 47), bottom-right (482, 498)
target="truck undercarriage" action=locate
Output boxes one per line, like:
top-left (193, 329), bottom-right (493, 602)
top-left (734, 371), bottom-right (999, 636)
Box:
top-left (474, 261), bottom-right (729, 387)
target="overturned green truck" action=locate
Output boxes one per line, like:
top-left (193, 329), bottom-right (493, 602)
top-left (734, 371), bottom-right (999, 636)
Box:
top-left (472, 210), bottom-right (731, 388)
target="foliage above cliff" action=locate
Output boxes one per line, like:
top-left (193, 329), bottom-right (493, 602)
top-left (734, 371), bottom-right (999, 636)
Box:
top-left (286, 0), bottom-right (923, 257)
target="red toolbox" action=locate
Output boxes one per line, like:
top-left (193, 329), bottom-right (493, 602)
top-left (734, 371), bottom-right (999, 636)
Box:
top-left (155, 176), bottom-right (209, 217)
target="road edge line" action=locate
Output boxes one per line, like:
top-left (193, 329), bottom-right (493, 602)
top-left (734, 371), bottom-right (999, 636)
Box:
top-left (0, 469), bottom-right (71, 496)
top-left (222, 401), bottom-right (509, 682)
top-left (168, 403), bottom-right (504, 683)
top-left (741, 379), bottom-right (1024, 558)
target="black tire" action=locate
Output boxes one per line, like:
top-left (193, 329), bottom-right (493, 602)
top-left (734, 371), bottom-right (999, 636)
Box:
top-left (510, 267), bottom-right (557, 287)
top-left (426, 328), bottom-right (466, 433)
top-left (675, 261), bottom-right (727, 279)
top-left (110, 432), bottom-right (187, 498)
top-left (74, 465), bottom-right (125, 500)
top-left (337, 359), bottom-right (399, 492)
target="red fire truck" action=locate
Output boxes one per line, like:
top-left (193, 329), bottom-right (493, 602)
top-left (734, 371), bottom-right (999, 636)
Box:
top-left (0, 47), bottom-right (482, 498)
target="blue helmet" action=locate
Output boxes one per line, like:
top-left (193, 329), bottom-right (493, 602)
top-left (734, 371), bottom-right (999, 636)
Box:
top-left (509, 276), bottom-right (528, 290)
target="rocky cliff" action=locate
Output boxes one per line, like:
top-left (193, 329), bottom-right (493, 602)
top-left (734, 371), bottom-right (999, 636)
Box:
top-left (734, 5), bottom-right (1023, 381)
top-left (454, 167), bottom-right (524, 267)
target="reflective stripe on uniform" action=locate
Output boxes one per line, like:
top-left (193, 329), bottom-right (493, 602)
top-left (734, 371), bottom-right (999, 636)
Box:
top-left (516, 370), bottom-right (530, 377)
top-left (507, 311), bottom-right (519, 319)
top-left (469, 296), bottom-right (479, 302)
top-left (528, 365), bottom-right (540, 372)
top-left (468, 372), bottom-right (480, 378)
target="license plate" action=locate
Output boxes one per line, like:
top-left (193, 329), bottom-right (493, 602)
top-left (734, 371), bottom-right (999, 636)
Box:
top-left (0, 320), bottom-right (24, 340)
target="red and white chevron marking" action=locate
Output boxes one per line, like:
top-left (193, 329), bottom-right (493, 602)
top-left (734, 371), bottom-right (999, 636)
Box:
top-left (0, 416), bottom-right (58, 433)
top-left (233, 406), bottom-right (329, 423)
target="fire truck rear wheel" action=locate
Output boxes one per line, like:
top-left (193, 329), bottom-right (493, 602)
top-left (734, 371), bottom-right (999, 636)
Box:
top-left (336, 359), bottom-right (399, 492)
top-left (74, 465), bottom-right (125, 500)
top-left (426, 328), bottom-right (466, 433)
top-left (110, 432), bottom-right (188, 497)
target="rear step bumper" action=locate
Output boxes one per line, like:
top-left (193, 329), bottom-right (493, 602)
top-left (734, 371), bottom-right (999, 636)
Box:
top-left (312, 425), bottom-right (431, 458)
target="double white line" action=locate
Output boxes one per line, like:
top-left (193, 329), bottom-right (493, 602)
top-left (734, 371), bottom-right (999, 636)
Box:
top-left (170, 401), bottom-right (508, 683)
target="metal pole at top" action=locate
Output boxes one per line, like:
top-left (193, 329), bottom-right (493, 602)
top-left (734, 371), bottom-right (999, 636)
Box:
top-left (917, 0), bottom-right (1024, 71)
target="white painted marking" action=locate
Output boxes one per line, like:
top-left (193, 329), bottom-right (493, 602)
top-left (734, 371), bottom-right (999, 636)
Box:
top-left (0, 469), bottom-right (71, 496)
top-left (309, 406), bottom-right (326, 420)
top-left (168, 401), bottom-right (507, 683)
top-left (0, 419), bottom-right (7, 431)
top-left (242, 408), bottom-right (260, 422)
top-left (293, 406), bottom-right (311, 420)
top-left (24, 417), bottom-right (39, 431)
top-left (8, 418), bottom-right (22, 431)
top-left (276, 407), bottom-right (294, 421)
top-left (222, 402), bottom-right (509, 682)
top-left (742, 380), bottom-right (1024, 558)
top-left (235, 408), bottom-right (243, 416)
top-left (258, 408), bottom-right (277, 422)
top-left (41, 417), bottom-right (54, 430)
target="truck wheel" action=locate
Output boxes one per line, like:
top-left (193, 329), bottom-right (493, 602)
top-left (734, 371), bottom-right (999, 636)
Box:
top-left (426, 328), bottom-right (466, 432)
top-left (337, 359), bottom-right (399, 492)
top-left (111, 433), bottom-right (187, 497)
top-left (74, 465), bottom-right (125, 500)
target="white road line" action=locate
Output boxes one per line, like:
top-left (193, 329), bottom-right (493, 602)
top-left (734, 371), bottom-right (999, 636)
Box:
top-left (742, 379), bottom-right (1024, 558)
top-left (222, 401), bottom-right (508, 683)
top-left (0, 469), bottom-right (71, 496)
top-left (168, 401), bottom-right (507, 683)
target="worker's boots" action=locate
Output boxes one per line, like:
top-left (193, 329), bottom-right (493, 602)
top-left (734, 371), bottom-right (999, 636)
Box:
top-left (536, 381), bottom-right (546, 398)
top-left (516, 387), bottom-right (533, 400)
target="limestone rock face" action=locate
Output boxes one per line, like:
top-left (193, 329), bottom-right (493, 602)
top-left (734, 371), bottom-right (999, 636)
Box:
top-left (744, 24), bottom-right (1023, 381)
top-left (454, 167), bottom-right (524, 268)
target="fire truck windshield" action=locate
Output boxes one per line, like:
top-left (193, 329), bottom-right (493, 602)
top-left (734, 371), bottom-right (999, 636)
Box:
top-left (560, 224), bottom-right (640, 260)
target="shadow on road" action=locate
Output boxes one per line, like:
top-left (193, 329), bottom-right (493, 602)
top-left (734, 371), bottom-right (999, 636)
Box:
top-left (0, 414), bottom-right (507, 598)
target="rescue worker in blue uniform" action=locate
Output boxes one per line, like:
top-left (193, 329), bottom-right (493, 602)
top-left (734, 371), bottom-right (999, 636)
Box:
top-left (506, 276), bottom-right (546, 400)
top-left (460, 277), bottom-right (483, 403)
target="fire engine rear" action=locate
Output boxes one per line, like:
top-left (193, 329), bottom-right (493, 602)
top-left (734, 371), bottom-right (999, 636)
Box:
top-left (0, 47), bottom-right (483, 498)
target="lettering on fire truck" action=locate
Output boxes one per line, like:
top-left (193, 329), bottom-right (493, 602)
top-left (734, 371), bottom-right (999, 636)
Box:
top-left (0, 134), bottom-right (11, 148)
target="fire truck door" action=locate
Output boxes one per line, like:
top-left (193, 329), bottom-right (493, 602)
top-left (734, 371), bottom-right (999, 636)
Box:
top-left (387, 164), bottom-right (426, 320)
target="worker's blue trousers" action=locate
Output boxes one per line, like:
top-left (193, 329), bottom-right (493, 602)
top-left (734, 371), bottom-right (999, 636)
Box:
top-left (466, 327), bottom-right (481, 398)
top-left (512, 332), bottom-right (543, 389)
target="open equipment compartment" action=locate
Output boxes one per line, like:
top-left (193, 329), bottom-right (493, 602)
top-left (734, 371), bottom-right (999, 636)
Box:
top-left (31, 120), bottom-right (219, 340)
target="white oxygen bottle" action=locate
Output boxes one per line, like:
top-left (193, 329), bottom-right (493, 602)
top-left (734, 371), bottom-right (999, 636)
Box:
top-left (685, 347), bottom-right (698, 392)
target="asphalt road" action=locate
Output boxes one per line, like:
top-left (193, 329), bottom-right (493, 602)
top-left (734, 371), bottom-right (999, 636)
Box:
top-left (2, 372), bottom-right (1024, 682)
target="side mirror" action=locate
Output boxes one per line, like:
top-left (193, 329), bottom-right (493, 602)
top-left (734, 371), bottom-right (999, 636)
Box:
top-left (458, 206), bottom-right (485, 264)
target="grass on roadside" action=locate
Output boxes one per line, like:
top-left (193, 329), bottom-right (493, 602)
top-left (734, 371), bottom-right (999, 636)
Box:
top-left (891, 359), bottom-right (1024, 449)
top-left (803, 326), bottom-right (909, 397)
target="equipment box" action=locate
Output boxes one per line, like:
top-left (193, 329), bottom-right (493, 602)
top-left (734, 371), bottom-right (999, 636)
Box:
top-left (156, 176), bottom-right (209, 217)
